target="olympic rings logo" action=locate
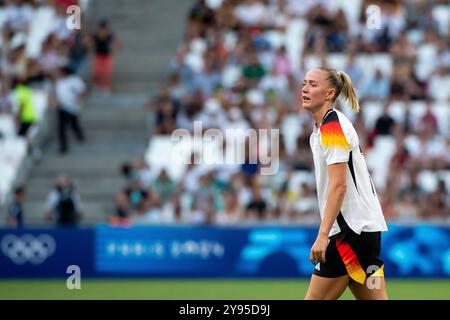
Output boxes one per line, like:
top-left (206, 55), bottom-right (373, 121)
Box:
top-left (1, 234), bottom-right (56, 265)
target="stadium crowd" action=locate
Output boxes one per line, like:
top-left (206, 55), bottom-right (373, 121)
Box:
top-left (110, 0), bottom-right (450, 227)
top-left (1, 0), bottom-right (448, 228)
top-left (0, 0), bottom-right (91, 226)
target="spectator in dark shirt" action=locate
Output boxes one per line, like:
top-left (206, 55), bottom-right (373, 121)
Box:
top-left (109, 191), bottom-right (131, 225)
top-left (124, 173), bottom-right (149, 212)
top-left (374, 102), bottom-right (395, 136)
top-left (189, 0), bottom-right (215, 27)
top-left (91, 19), bottom-right (121, 94)
top-left (246, 185), bottom-right (267, 219)
top-left (44, 175), bottom-right (83, 226)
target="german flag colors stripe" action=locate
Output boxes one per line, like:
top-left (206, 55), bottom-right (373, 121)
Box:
top-left (320, 113), bottom-right (350, 150)
top-left (335, 239), bottom-right (366, 284)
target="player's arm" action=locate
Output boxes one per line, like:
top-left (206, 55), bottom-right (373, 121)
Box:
top-left (310, 163), bottom-right (347, 264)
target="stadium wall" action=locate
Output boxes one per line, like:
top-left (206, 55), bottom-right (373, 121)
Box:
top-left (0, 225), bottom-right (449, 279)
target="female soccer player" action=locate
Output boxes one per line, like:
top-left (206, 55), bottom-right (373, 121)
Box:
top-left (302, 67), bottom-right (388, 300)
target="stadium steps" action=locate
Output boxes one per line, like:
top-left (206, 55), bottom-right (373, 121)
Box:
top-left (89, 0), bottom-right (194, 93)
top-left (23, 95), bottom-right (148, 226)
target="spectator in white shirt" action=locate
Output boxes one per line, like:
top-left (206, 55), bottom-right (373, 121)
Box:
top-left (428, 66), bottom-right (450, 101)
top-left (54, 65), bottom-right (87, 154)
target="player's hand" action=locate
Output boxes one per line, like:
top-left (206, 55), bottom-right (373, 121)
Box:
top-left (310, 234), bottom-right (328, 265)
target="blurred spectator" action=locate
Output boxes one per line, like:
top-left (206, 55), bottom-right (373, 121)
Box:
top-left (38, 33), bottom-right (65, 77)
top-left (399, 169), bottom-right (424, 203)
top-left (215, 189), bottom-right (242, 225)
top-left (189, 0), bottom-right (215, 27)
top-left (153, 96), bottom-right (177, 135)
top-left (291, 182), bottom-right (319, 222)
top-left (390, 65), bottom-right (407, 99)
top-left (259, 67), bottom-right (288, 93)
top-left (234, 0), bottom-right (267, 27)
top-left (328, 8), bottom-right (349, 52)
top-left (26, 59), bottom-right (46, 88)
top-left (428, 66), bottom-right (450, 101)
top-left (151, 169), bottom-right (177, 205)
top-left (245, 184), bottom-right (267, 220)
top-left (187, 173), bottom-right (217, 224)
top-left (373, 102), bottom-right (395, 136)
top-left (193, 52), bottom-right (222, 97)
top-left (390, 31), bottom-right (417, 65)
top-left (419, 101), bottom-right (439, 135)
top-left (109, 191), bottom-right (131, 225)
top-left (44, 175), bottom-right (83, 226)
top-left (91, 19), bottom-right (121, 94)
top-left (290, 126), bottom-right (313, 171)
top-left (390, 135), bottom-right (411, 172)
top-left (124, 175), bottom-right (149, 212)
top-left (273, 46), bottom-right (292, 77)
top-left (13, 75), bottom-right (36, 137)
top-left (55, 65), bottom-right (87, 154)
top-left (132, 157), bottom-right (153, 188)
top-left (425, 179), bottom-right (449, 220)
top-left (0, 78), bottom-right (13, 114)
top-left (7, 186), bottom-right (25, 228)
top-left (3, 36), bottom-right (27, 78)
top-left (3, 0), bottom-right (32, 33)
top-left (360, 68), bottom-right (390, 101)
top-left (130, 191), bottom-right (162, 225)
top-left (394, 192), bottom-right (421, 222)
top-left (68, 30), bottom-right (91, 74)
top-left (242, 52), bottom-right (266, 85)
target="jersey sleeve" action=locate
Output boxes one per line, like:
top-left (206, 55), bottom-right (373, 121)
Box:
top-left (320, 111), bottom-right (351, 165)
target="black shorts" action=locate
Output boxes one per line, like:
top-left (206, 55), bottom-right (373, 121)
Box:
top-left (313, 216), bottom-right (384, 284)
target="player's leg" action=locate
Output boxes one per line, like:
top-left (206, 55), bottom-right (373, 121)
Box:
top-left (348, 231), bottom-right (387, 300)
top-left (305, 232), bottom-right (349, 300)
top-left (305, 274), bottom-right (349, 300)
top-left (348, 276), bottom-right (388, 300)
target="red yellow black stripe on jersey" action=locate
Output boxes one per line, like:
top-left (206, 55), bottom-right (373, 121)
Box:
top-left (335, 238), bottom-right (366, 284)
top-left (320, 111), bottom-right (350, 150)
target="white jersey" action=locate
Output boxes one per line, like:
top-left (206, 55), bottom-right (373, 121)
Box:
top-left (310, 108), bottom-right (388, 237)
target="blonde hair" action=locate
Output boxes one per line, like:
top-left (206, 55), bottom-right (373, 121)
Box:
top-left (318, 66), bottom-right (360, 113)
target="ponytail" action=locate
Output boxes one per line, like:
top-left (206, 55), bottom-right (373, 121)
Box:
top-left (338, 71), bottom-right (360, 113)
top-left (318, 67), bottom-right (360, 113)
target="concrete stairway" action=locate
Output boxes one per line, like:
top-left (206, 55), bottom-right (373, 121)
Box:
top-left (23, 94), bottom-right (149, 226)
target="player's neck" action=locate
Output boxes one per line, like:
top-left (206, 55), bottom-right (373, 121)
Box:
top-left (313, 106), bottom-right (334, 127)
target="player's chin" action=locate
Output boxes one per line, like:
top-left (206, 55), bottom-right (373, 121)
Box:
top-left (301, 100), bottom-right (313, 111)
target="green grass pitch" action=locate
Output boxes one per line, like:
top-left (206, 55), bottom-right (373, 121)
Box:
top-left (0, 279), bottom-right (449, 300)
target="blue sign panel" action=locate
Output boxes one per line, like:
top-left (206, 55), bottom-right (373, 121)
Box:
top-left (0, 225), bottom-right (449, 278)
top-left (95, 226), bottom-right (247, 276)
top-left (95, 224), bottom-right (450, 278)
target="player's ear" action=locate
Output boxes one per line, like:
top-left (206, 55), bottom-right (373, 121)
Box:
top-left (326, 87), bottom-right (336, 101)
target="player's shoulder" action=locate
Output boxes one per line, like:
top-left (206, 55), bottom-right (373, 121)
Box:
top-left (322, 108), bottom-right (351, 127)
top-left (321, 108), bottom-right (339, 125)
top-left (323, 108), bottom-right (356, 134)
top-left (320, 108), bottom-right (357, 148)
